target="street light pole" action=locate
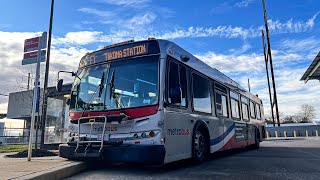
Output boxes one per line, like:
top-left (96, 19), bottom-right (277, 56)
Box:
top-left (41, 0), bottom-right (54, 147)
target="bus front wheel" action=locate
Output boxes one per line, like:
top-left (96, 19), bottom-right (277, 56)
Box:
top-left (192, 126), bottom-right (209, 163)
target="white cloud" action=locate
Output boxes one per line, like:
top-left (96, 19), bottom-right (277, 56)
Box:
top-left (234, 0), bottom-right (254, 8)
top-left (229, 41), bottom-right (252, 54)
top-left (306, 12), bottom-right (319, 28)
top-left (211, 0), bottom-right (254, 14)
top-left (158, 26), bottom-right (258, 39)
top-left (100, 0), bottom-right (150, 7)
top-left (53, 13), bottom-right (318, 46)
top-left (127, 12), bottom-right (157, 29)
top-left (280, 37), bottom-right (320, 53)
top-left (195, 51), bottom-right (264, 73)
top-left (78, 8), bottom-right (115, 18)
top-left (53, 31), bottom-right (103, 45)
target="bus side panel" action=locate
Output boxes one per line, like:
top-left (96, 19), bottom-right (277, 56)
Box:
top-left (164, 111), bottom-right (222, 163)
top-left (163, 109), bottom-right (194, 163)
top-left (222, 119), bottom-right (248, 150)
top-left (209, 116), bottom-right (228, 153)
top-left (246, 123), bottom-right (256, 145)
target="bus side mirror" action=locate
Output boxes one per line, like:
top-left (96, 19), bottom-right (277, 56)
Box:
top-left (56, 79), bottom-right (63, 92)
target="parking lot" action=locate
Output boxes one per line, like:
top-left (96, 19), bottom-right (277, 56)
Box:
top-left (68, 138), bottom-right (320, 180)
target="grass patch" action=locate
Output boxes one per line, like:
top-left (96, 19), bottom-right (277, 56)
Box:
top-left (0, 144), bottom-right (28, 153)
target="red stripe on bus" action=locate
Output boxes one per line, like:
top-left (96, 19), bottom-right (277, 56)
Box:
top-left (222, 135), bottom-right (250, 150)
top-left (69, 105), bottom-right (159, 120)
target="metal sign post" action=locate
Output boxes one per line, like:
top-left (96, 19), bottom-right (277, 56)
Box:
top-left (27, 32), bottom-right (47, 161)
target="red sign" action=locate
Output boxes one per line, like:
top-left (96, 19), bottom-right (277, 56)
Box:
top-left (24, 37), bottom-right (40, 52)
top-left (23, 51), bottom-right (39, 59)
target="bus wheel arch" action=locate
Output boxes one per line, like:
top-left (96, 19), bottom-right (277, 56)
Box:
top-left (192, 120), bottom-right (210, 163)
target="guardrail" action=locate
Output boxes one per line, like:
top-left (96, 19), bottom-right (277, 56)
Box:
top-left (266, 129), bottom-right (319, 139)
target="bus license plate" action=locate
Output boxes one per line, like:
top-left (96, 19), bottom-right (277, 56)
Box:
top-left (97, 134), bottom-right (109, 141)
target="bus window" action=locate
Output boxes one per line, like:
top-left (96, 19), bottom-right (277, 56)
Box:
top-left (230, 91), bottom-right (240, 119)
top-left (215, 93), bottom-right (228, 117)
top-left (168, 60), bottom-right (187, 107)
top-left (192, 73), bottom-right (211, 113)
top-left (241, 96), bottom-right (249, 121)
top-left (231, 99), bottom-right (240, 119)
top-left (250, 101), bottom-right (256, 119)
top-left (242, 103), bottom-right (249, 120)
top-left (256, 104), bottom-right (261, 119)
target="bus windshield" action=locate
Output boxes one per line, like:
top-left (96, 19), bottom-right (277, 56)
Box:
top-left (70, 55), bottom-right (159, 112)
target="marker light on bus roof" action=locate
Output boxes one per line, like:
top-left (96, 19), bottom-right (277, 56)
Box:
top-left (103, 40), bottom-right (135, 49)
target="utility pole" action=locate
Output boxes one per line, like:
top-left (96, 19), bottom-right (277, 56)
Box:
top-left (262, 30), bottom-right (275, 127)
top-left (248, 79), bottom-right (251, 92)
top-left (41, 0), bottom-right (54, 147)
top-left (262, 0), bottom-right (280, 127)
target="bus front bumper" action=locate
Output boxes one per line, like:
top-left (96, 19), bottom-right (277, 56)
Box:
top-left (59, 144), bottom-right (165, 165)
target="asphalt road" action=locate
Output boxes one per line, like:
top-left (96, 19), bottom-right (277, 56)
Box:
top-left (67, 138), bottom-right (320, 180)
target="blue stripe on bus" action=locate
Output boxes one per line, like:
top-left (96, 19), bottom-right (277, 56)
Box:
top-left (210, 123), bottom-right (235, 146)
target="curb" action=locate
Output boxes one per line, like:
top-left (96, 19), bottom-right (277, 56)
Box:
top-left (13, 161), bottom-right (88, 180)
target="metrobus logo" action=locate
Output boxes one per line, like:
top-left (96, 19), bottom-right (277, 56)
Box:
top-left (167, 128), bottom-right (190, 136)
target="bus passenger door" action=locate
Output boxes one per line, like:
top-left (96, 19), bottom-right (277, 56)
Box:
top-left (164, 60), bottom-right (192, 162)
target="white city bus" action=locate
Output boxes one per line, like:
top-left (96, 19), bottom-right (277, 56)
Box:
top-left (57, 39), bottom-right (265, 165)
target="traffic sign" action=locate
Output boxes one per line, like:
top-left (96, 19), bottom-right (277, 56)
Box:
top-left (22, 32), bottom-right (47, 65)
top-left (24, 37), bottom-right (40, 52)
top-left (22, 50), bottom-right (46, 65)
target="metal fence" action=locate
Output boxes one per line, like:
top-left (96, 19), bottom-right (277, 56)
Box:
top-left (0, 127), bottom-right (30, 144)
top-left (266, 123), bottom-right (320, 139)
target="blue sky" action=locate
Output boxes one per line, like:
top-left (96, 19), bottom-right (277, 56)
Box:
top-left (0, 0), bottom-right (319, 120)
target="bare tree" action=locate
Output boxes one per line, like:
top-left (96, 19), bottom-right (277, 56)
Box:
top-left (296, 104), bottom-right (316, 123)
top-left (282, 115), bottom-right (298, 124)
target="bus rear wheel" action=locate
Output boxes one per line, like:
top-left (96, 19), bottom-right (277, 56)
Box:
top-left (253, 128), bottom-right (260, 149)
top-left (192, 128), bottom-right (209, 163)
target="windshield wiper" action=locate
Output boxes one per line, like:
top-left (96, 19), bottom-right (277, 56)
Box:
top-left (109, 70), bottom-right (125, 110)
top-left (98, 72), bottom-right (105, 98)
top-left (77, 72), bottom-right (106, 118)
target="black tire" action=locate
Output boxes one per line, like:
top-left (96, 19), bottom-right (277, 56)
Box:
top-left (192, 126), bottom-right (209, 163)
top-left (253, 128), bottom-right (260, 149)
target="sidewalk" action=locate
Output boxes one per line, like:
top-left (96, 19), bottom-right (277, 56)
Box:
top-left (0, 153), bottom-right (88, 180)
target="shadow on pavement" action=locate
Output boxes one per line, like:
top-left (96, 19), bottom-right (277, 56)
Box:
top-left (85, 146), bottom-right (256, 174)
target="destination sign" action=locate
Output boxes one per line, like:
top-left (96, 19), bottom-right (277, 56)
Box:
top-left (79, 40), bottom-right (160, 68)
top-left (104, 44), bottom-right (147, 61)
